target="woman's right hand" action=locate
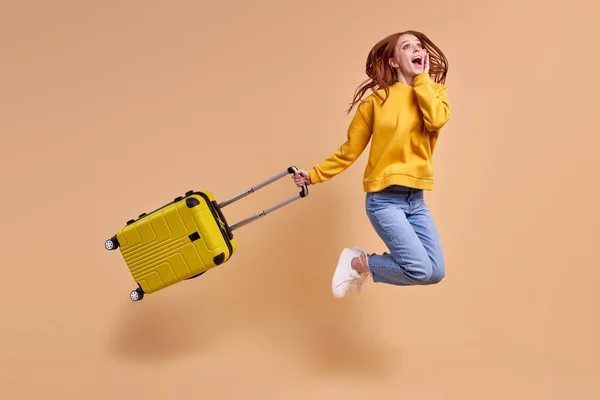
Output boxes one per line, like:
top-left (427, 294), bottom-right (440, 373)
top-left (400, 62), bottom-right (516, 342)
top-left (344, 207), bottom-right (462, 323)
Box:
top-left (293, 169), bottom-right (311, 187)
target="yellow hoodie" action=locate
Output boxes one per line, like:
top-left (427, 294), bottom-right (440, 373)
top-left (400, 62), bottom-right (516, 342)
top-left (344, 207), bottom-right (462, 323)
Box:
top-left (308, 72), bottom-right (450, 192)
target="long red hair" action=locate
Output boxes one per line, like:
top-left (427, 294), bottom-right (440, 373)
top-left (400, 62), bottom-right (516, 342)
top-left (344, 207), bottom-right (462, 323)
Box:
top-left (347, 30), bottom-right (448, 113)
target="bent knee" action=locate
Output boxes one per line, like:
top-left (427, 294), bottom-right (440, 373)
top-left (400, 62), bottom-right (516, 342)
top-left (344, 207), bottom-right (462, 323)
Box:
top-left (427, 259), bottom-right (446, 284)
top-left (393, 253), bottom-right (445, 285)
top-left (428, 269), bottom-right (445, 284)
top-left (405, 260), bottom-right (434, 284)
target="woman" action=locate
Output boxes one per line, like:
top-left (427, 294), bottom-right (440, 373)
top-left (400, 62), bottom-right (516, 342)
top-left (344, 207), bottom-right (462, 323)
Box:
top-left (293, 30), bottom-right (451, 298)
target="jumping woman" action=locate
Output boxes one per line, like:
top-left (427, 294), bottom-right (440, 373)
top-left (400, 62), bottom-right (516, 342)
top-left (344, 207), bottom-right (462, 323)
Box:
top-left (293, 30), bottom-right (451, 298)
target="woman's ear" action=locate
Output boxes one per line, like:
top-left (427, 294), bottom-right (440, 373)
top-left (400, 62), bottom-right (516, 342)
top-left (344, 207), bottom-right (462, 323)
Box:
top-left (388, 58), bottom-right (399, 68)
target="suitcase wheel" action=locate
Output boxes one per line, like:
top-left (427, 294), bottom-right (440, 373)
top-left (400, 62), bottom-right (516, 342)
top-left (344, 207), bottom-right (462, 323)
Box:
top-left (105, 236), bottom-right (119, 251)
top-left (130, 287), bottom-right (144, 302)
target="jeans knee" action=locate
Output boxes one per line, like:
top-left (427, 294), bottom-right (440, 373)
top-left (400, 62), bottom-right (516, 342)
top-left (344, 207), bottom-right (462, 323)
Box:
top-left (409, 260), bottom-right (434, 284)
top-left (428, 269), bottom-right (445, 284)
top-left (427, 259), bottom-right (446, 284)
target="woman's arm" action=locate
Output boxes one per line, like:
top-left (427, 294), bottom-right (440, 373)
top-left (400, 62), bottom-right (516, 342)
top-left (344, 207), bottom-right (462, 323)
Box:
top-left (413, 73), bottom-right (451, 133)
top-left (308, 101), bottom-right (373, 185)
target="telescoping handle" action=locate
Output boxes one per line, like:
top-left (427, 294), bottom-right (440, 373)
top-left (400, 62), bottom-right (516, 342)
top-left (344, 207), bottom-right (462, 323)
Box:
top-left (217, 166), bottom-right (309, 232)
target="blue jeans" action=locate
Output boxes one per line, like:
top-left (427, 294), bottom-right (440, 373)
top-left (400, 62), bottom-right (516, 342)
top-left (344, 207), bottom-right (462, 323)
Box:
top-left (365, 185), bottom-right (445, 286)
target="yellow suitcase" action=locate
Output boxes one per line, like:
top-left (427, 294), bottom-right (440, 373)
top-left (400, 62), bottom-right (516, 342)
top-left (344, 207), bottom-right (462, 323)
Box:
top-left (105, 166), bottom-right (308, 302)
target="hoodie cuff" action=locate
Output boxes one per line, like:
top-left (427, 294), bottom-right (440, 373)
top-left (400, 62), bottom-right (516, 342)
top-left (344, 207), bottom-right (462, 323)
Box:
top-left (308, 168), bottom-right (321, 185)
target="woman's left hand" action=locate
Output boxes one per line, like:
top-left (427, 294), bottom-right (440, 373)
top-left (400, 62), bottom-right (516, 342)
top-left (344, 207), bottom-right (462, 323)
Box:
top-left (423, 51), bottom-right (430, 74)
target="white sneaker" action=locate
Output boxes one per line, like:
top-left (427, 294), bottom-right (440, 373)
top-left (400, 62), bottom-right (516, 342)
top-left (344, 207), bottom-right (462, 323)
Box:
top-left (332, 247), bottom-right (368, 298)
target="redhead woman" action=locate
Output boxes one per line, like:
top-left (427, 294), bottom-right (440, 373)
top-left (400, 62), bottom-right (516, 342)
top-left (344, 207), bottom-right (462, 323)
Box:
top-left (293, 30), bottom-right (451, 298)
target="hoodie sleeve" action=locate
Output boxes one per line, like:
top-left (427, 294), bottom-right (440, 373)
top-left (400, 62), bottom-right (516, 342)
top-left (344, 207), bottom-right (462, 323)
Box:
top-left (308, 100), bottom-right (373, 185)
top-left (413, 72), bottom-right (451, 133)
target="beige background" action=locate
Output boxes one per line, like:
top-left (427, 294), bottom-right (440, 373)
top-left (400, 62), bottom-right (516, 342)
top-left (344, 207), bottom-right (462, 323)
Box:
top-left (1, 0), bottom-right (599, 399)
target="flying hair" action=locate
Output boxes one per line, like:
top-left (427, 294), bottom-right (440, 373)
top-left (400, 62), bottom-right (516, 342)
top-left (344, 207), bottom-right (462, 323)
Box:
top-left (347, 30), bottom-right (448, 113)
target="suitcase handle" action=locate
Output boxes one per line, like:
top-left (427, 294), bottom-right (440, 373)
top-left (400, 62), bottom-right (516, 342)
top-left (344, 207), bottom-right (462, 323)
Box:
top-left (217, 166), bottom-right (309, 232)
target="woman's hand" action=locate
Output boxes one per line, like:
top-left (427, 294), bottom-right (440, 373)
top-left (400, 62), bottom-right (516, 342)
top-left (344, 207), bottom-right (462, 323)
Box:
top-left (292, 169), bottom-right (311, 187)
top-left (423, 51), bottom-right (430, 74)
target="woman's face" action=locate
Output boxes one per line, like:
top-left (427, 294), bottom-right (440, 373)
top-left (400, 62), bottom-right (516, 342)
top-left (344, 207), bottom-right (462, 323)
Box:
top-left (390, 33), bottom-right (427, 80)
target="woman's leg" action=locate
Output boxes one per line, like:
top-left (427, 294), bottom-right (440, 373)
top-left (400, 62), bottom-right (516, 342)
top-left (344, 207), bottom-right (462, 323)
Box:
top-left (362, 186), bottom-right (445, 286)
top-left (406, 194), bottom-right (445, 284)
top-left (330, 186), bottom-right (445, 297)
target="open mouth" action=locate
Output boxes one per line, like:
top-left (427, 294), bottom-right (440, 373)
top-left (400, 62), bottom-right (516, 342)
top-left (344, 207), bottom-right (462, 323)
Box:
top-left (412, 55), bottom-right (423, 66)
